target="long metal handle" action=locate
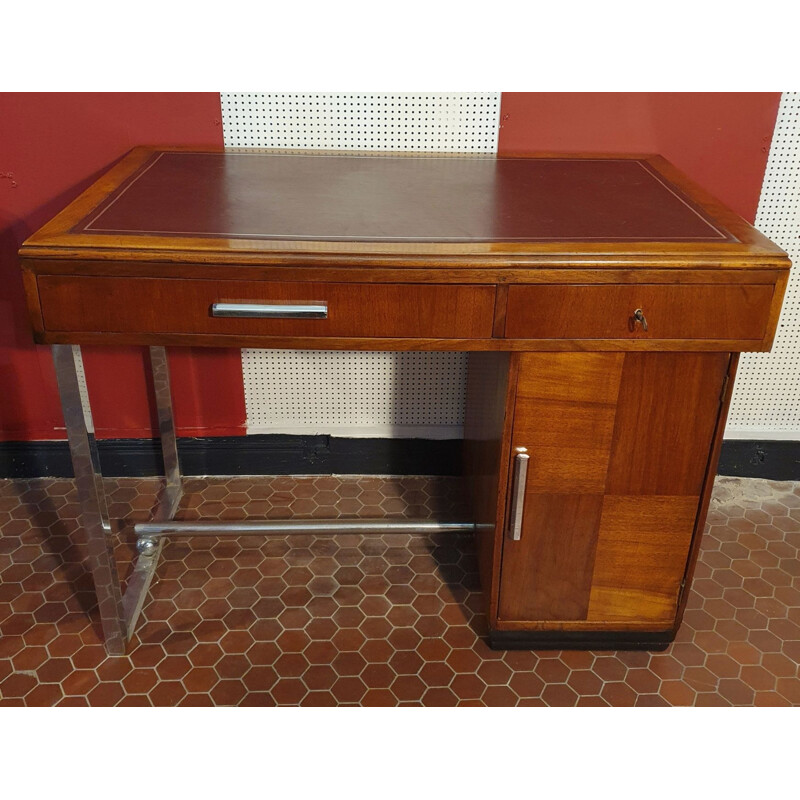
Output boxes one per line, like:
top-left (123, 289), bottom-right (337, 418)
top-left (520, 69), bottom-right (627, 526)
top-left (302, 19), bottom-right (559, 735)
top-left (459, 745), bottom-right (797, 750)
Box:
top-left (211, 301), bottom-right (328, 319)
top-left (508, 447), bottom-right (530, 541)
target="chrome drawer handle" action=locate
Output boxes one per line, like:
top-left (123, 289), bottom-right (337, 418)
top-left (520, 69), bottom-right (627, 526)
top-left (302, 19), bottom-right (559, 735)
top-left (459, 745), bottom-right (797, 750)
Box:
top-left (211, 302), bottom-right (328, 319)
top-left (633, 308), bottom-right (648, 332)
top-left (508, 447), bottom-right (529, 541)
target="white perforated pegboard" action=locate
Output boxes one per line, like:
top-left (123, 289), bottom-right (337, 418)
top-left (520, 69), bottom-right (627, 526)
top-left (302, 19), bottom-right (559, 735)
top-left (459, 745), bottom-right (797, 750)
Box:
top-left (727, 91), bottom-right (800, 439)
top-left (223, 93), bottom-right (500, 438)
top-left (221, 93), bottom-right (500, 152)
top-left (242, 350), bottom-right (466, 438)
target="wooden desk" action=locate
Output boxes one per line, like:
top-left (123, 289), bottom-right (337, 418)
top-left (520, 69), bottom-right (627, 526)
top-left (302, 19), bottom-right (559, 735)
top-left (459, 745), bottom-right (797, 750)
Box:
top-left (19, 148), bottom-right (790, 655)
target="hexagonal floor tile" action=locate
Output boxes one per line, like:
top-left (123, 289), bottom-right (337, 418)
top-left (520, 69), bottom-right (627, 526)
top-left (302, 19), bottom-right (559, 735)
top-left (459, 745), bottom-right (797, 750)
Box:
top-left (0, 474), bottom-right (798, 706)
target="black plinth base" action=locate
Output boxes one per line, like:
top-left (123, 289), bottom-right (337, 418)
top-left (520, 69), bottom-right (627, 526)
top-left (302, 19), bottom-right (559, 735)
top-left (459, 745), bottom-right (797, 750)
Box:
top-left (488, 629), bottom-right (674, 651)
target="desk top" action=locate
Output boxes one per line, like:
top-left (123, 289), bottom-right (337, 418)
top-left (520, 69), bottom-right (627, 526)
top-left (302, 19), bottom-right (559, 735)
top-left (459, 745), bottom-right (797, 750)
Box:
top-left (77, 151), bottom-right (728, 243)
top-left (20, 147), bottom-right (786, 268)
top-left (19, 149), bottom-right (791, 352)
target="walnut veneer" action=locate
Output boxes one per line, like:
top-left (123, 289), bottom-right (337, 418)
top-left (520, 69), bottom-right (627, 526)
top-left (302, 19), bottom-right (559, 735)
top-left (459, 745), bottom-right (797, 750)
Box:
top-left (20, 147), bottom-right (791, 648)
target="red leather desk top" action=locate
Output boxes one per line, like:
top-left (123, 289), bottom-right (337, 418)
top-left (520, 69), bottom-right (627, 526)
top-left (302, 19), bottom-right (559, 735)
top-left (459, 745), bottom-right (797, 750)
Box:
top-left (73, 151), bottom-right (733, 243)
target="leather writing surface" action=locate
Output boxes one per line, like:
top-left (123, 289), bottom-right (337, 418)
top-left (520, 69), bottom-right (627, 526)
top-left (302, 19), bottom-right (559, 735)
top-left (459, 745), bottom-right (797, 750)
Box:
top-left (76, 152), bottom-right (732, 243)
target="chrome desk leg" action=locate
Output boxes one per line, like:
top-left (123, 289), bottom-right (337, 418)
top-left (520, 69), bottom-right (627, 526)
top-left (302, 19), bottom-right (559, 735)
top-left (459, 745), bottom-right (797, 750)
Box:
top-left (52, 344), bottom-right (127, 655)
top-left (150, 346), bottom-right (181, 497)
top-left (123, 346), bottom-right (183, 637)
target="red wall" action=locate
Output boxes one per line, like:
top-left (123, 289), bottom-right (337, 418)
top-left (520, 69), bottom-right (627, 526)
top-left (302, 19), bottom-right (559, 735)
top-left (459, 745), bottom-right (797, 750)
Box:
top-left (0, 93), bottom-right (246, 440)
top-left (0, 92), bottom-right (782, 442)
top-left (498, 92), bottom-right (781, 223)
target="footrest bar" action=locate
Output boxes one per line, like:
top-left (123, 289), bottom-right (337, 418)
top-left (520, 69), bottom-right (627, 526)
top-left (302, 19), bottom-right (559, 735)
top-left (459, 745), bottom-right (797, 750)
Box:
top-left (134, 519), bottom-right (476, 538)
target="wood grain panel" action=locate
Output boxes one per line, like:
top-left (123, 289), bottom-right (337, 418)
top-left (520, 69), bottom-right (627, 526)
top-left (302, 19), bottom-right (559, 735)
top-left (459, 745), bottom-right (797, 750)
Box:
top-left (498, 351), bottom-right (727, 632)
top-left (499, 494), bottom-right (604, 621)
top-left (463, 352), bottom-right (514, 624)
top-left (605, 352), bottom-right (729, 496)
top-left (588, 496), bottom-right (700, 623)
top-left (23, 259), bottom-right (789, 285)
top-left (37, 276), bottom-right (495, 340)
top-left (33, 330), bottom-right (782, 352)
top-left (505, 284), bottom-right (774, 341)
top-left (20, 267), bottom-right (45, 341)
top-left (674, 353), bottom-right (737, 631)
top-left (498, 353), bottom-right (624, 624)
top-left (513, 353), bottom-right (624, 492)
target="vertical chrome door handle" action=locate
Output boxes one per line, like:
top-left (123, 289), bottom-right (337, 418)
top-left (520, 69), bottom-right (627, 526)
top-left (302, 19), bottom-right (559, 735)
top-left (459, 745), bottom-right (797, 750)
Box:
top-left (508, 447), bottom-right (530, 541)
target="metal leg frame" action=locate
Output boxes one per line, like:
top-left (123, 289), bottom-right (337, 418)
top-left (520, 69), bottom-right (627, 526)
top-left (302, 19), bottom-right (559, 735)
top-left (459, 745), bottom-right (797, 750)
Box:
top-left (120, 346), bottom-right (184, 639)
top-left (53, 345), bottom-right (128, 655)
top-left (54, 345), bottom-right (183, 655)
top-left (57, 345), bottom-right (475, 655)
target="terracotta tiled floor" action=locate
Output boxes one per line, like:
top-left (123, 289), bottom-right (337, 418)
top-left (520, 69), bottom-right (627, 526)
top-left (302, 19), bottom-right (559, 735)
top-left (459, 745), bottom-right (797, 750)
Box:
top-left (0, 474), bottom-right (798, 706)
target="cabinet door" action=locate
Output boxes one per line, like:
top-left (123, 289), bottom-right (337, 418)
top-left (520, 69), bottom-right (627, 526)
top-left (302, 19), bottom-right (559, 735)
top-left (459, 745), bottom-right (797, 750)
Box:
top-left (498, 352), bottom-right (729, 627)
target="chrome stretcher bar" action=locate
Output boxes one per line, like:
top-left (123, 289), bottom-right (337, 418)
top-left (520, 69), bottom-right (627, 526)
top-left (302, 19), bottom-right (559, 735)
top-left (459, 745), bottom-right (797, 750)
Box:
top-left (134, 520), bottom-right (475, 536)
top-left (53, 344), bottom-right (474, 656)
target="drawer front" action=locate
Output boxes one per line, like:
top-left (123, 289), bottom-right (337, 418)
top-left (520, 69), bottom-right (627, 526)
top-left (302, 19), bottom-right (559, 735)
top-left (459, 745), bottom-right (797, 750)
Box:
top-left (38, 276), bottom-right (496, 339)
top-left (504, 284), bottom-right (774, 341)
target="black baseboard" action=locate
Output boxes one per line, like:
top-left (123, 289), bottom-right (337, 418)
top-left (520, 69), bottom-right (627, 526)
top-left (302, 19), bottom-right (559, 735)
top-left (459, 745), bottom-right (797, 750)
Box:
top-left (3, 436), bottom-right (797, 481)
top-left (488, 629), bottom-right (673, 651)
top-left (717, 440), bottom-right (800, 482)
top-left (0, 435), bottom-right (463, 479)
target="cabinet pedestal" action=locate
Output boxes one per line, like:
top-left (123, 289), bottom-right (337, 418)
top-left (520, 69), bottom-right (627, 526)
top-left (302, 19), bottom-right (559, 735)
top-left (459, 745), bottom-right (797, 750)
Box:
top-left (465, 351), bottom-right (737, 649)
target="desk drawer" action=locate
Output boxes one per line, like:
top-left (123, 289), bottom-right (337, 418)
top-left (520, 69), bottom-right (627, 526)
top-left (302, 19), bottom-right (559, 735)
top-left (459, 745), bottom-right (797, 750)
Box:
top-left (38, 276), bottom-right (495, 339)
top-left (504, 284), bottom-right (774, 341)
